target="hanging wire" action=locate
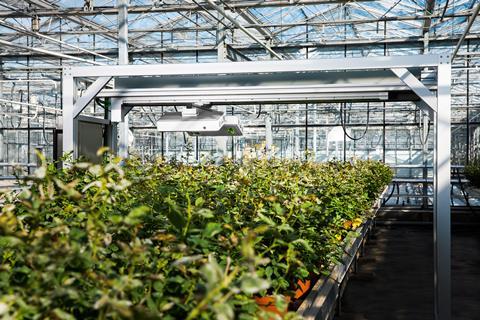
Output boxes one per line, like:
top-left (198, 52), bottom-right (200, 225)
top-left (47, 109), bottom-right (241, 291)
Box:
top-left (95, 97), bottom-right (106, 107)
top-left (41, 105), bottom-right (51, 146)
top-left (256, 104), bottom-right (262, 118)
top-left (417, 107), bottom-right (431, 147)
top-left (272, 105), bottom-right (281, 133)
top-left (340, 102), bottom-right (370, 141)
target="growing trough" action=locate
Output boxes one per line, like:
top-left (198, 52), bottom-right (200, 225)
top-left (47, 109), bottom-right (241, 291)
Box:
top-left (296, 188), bottom-right (387, 320)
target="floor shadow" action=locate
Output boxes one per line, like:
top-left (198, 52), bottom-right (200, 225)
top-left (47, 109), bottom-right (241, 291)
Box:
top-left (335, 223), bottom-right (480, 320)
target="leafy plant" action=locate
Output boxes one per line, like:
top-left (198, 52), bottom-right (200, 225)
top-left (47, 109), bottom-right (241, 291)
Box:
top-left (0, 152), bottom-right (392, 319)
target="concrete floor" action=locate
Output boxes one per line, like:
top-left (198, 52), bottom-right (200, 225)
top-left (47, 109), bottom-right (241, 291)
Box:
top-left (335, 224), bottom-right (480, 320)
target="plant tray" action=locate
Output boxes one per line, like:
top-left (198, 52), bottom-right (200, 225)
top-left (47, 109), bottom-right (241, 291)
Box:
top-left (296, 188), bottom-right (388, 320)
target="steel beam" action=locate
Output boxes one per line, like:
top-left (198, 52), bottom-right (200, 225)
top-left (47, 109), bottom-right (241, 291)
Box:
top-left (1, 12), bottom-right (472, 35)
top-left (69, 54), bottom-right (441, 78)
top-left (62, 72), bottom-right (75, 158)
top-left (204, 0), bottom-right (283, 60)
top-left (422, 0), bottom-right (436, 53)
top-left (0, 1), bottom-right (377, 17)
top-left (117, 0), bottom-right (129, 159)
top-left (235, 8), bottom-right (275, 41)
top-left (422, 0), bottom-right (436, 36)
top-left (18, 0), bottom-right (143, 49)
top-left (451, 2), bottom-right (480, 61)
top-left (62, 61), bottom-right (453, 320)
top-left (118, 118), bottom-right (129, 158)
top-left (73, 77), bottom-right (112, 118)
top-left (434, 56), bottom-right (451, 320)
top-left (225, 44), bottom-right (251, 61)
top-left (117, 0), bottom-right (129, 65)
top-left (2, 33), bottom-right (479, 59)
top-left (391, 67), bottom-right (437, 114)
top-left (117, 92), bottom-right (388, 105)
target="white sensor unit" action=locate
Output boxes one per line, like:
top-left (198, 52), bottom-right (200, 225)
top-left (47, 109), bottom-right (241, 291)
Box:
top-left (157, 109), bottom-right (243, 136)
top-left (188, 116), bottom-right (243, 136)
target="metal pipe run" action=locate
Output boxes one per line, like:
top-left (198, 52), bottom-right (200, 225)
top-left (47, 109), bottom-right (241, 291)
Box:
top-left (0, 1), bottom-right (378, 17)
top-left (204, 0), bottom-right (283, 60)
top-left (0, 98), bottom-right (62, 113)
top-left (0, 20), bottom-right (116, 62)
top-left (0, 39), bottom-right (105, 66)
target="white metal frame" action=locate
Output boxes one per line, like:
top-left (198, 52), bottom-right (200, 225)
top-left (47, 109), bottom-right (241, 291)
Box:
top-left (62, 54), bottom-right (451, 320)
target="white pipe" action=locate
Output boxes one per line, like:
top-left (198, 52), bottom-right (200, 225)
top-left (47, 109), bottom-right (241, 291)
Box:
top-left (0, 39), bottom-right (105, 66)
top-left (0, 20), bottom-right (116, 62)
top-left (0, 98), bottom-right (62, 113)
top-left (0, 79), bottom-right (58, 88)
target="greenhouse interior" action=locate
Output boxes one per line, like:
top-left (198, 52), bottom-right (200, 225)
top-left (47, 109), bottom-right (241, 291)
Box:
top-left (0, 0), bottom-right (480, 319)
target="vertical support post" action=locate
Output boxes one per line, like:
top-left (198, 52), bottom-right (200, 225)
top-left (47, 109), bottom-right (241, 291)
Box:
top-left (466, 40), bottom-right (470, 163)
top-left (313, 108), bottom-right (317, 160)
top-left (265, 115), bottom-right (273, 155)
top-left (305, 103), bottom-right (309, 160)
top-left (434, 57), bottom-right (451, 320)
top-left (343, 105), bottom-right (347, 161)
top-left (295, 109), bottom-right (300, 158)
top-left (216, 9), bottom-right (228, 158)
top-left (62, 69), bottom-right (75, 159)
top-left (118, 119), bottom-right (129, 158)
top-left (110, 98), bottom-right (122, 154)
top-left (422, 111), bottom-right (429, 208)
top-left (118, 0), bottom-right (128, 66)
top-left (382, 102), bottom-right (386, 163)
top-left (217, 106), bottom-right (228, 157)
top-left (117, 0), bottom-right (129, 158)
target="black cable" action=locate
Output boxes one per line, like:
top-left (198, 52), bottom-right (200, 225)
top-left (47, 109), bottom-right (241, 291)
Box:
top-left (455, 167), bottom-right (473, 210)
top-left (95, 98), bottom-right (105, 107)
top-left (383, 183), bottom-right (397, 204)
top-left (370, 131), bottom-right (383, 149)
top-left (451, 179), bottom-right (455, 206)
top-left (256, 104), bottom-right (262, 118)
top-left (340, 102), bottom-right (370, 141)
top-left (273, 107), bottom-right (280, 133)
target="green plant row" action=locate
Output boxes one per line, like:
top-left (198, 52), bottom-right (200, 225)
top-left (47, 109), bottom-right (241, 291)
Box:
top-left (0, 153), bottom-right (392, 320)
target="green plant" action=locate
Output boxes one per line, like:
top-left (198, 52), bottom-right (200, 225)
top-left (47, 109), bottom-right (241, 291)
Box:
top-left (0, 152), bottom-right (392, 319)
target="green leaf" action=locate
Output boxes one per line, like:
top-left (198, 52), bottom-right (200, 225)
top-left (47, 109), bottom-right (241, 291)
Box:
top-left (240, 274), bottom-right (270, 294)
top-left (125, 206), bottom-right (150, 225)
top-left (265, 266), bottom-right (273, 278)
top-left (197, 208), bottom-right (214, 219)
top-left (52, 308), bottom-right (75, 320)
top-left (214, 303), bottom-right (234, 320)
top-left (195, 197), bottom-right (205, 207)
top-left (291, 238), bottom-right (314, 253)
top-left (202, 222), bottom-right (222, 238)
top-left (153, 281), bottom-right (164, 292)
top-left (164, 198), bottom-right (187, 232)
top-left (201, 256), bottom-right (223, 290)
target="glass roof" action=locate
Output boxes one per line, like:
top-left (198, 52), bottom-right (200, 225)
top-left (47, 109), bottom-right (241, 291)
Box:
top-left (0, 0), bottom-right (478, 65)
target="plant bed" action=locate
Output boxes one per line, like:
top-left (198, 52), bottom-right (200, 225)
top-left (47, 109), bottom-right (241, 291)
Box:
top-left (0, 152), bottom-right (392, 319)
top-left (296, 187), bottom-right (388, 320)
